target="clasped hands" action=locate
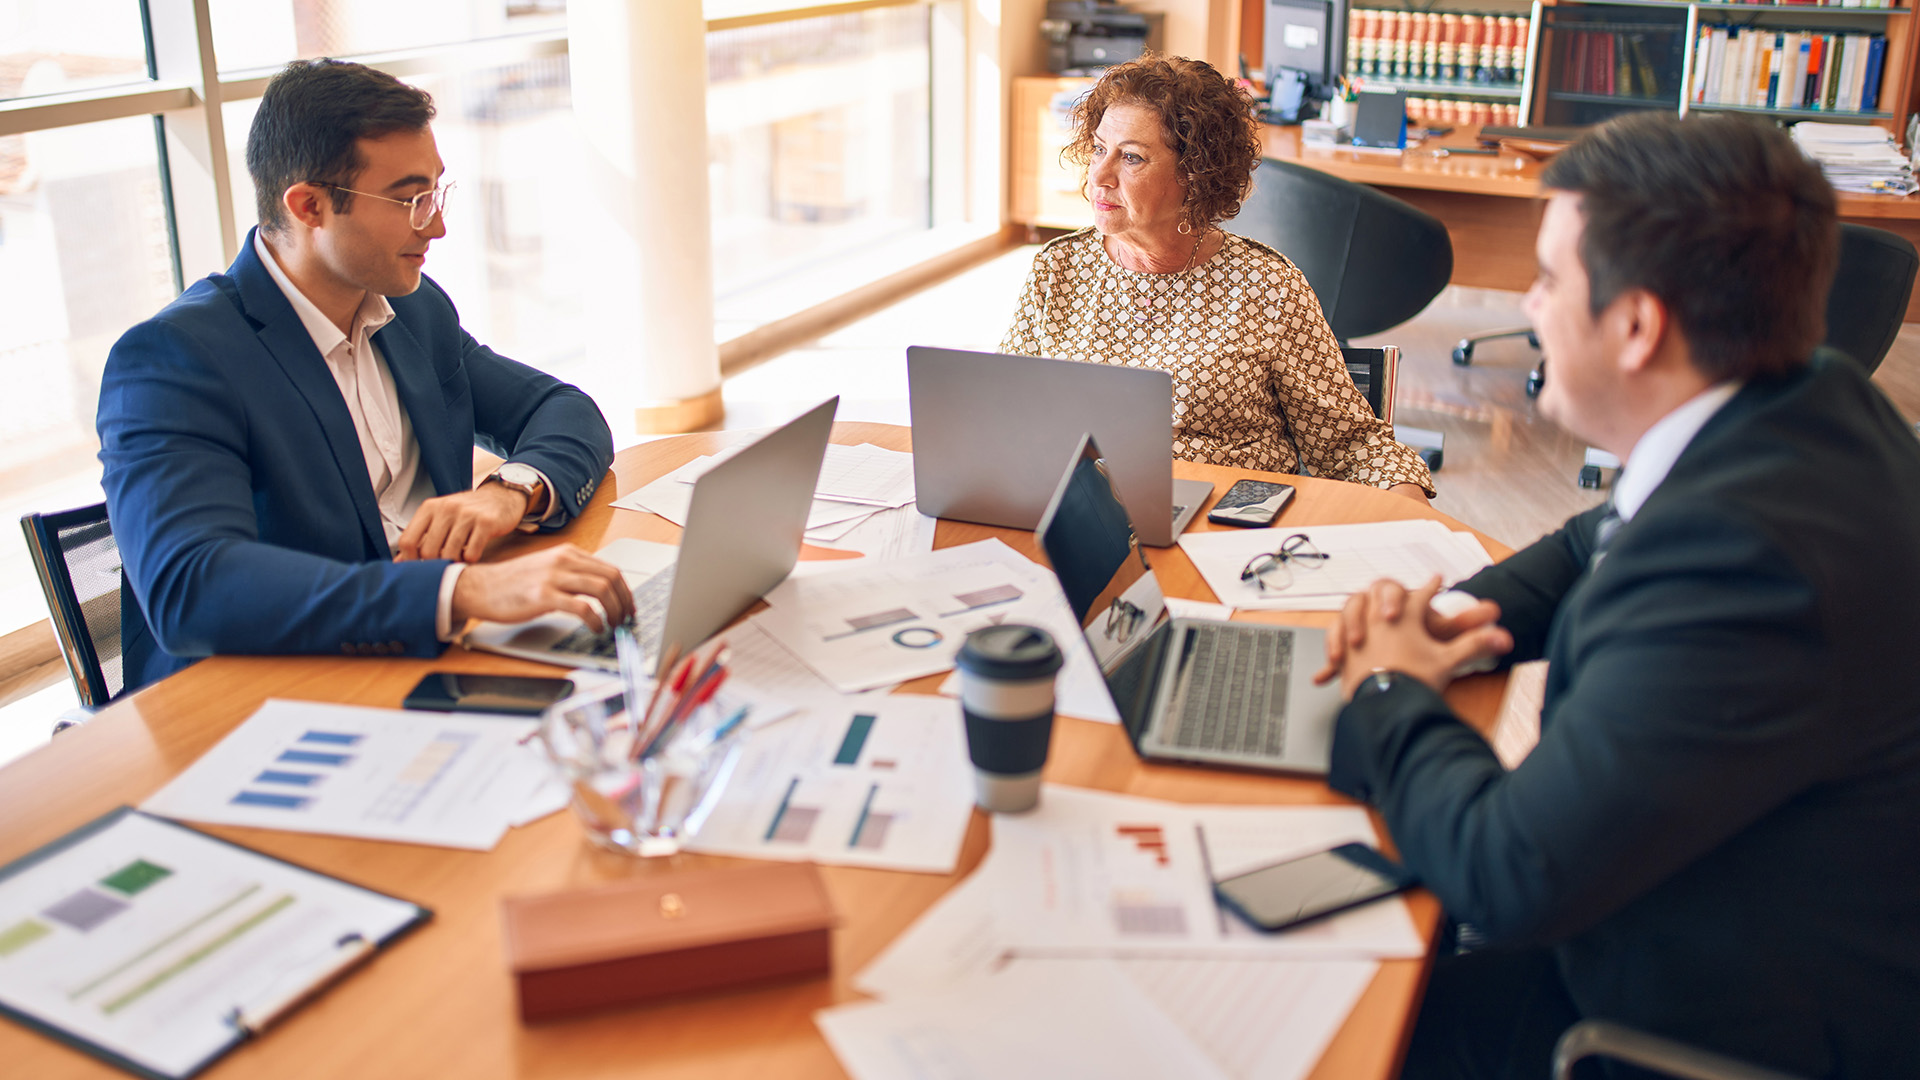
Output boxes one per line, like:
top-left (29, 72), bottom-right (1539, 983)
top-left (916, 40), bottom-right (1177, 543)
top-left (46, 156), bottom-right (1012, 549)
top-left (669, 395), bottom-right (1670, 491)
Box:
top-left (1313, 576), bottom-right (1514, 699)
top-left (397, 484), bottom-right (634, 633)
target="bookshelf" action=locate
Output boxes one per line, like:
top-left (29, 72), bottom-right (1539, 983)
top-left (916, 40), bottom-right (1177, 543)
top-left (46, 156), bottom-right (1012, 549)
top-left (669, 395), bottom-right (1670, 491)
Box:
top-left (1523, 0), bottom-right (1915, 132)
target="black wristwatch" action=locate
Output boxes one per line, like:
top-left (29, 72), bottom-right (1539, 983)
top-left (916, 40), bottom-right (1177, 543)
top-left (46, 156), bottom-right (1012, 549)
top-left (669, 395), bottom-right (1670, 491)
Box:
top-left (1351, 668), bottom-right (1412, 703)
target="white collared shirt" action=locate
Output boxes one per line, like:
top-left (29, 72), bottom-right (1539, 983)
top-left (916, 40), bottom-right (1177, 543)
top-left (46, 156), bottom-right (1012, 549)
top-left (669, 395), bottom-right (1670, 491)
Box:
top-left (253, 232), bottom-right (461, 640)
top-left (1613, 380), bottom-right (1744, 523)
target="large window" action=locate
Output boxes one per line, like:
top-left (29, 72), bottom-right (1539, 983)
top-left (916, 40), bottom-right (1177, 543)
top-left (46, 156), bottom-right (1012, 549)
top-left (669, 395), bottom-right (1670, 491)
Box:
top-left (708, 5), bottom-right (933, 326)
top-left (0, 0), bottom-right (971, 653)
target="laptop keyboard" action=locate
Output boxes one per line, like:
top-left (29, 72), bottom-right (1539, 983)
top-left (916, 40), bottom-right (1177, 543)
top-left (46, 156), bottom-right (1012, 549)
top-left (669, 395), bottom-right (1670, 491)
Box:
top-left (547, 566), bottom-right (676, 661)
top-left (1168, 623), bottom-right (1290, 756)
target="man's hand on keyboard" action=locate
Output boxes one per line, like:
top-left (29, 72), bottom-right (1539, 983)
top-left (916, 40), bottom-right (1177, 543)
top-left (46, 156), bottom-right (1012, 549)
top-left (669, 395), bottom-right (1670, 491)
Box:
top-left (449, 544), bottom-right (634, 632)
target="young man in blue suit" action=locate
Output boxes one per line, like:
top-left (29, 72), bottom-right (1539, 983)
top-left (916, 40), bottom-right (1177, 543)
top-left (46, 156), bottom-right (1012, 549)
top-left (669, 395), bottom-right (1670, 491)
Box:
top-left (98, 60), bottom-right (632, 693)
top-left (1318, 113), bottom-right (1920, 1077)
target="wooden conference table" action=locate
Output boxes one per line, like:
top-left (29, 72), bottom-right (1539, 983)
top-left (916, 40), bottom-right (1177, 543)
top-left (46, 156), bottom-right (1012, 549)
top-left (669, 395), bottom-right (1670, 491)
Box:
top-left (0, 422), bottom-right (1515, 1080)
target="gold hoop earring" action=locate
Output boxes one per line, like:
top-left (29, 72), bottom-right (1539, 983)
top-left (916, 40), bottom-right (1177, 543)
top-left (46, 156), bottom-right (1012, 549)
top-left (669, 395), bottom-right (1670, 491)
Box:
top-left (1176, 219), bottom-right (1193, 235)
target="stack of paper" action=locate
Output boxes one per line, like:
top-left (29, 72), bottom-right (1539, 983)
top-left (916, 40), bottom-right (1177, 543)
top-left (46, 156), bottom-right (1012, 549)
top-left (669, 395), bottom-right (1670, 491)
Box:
top-left (816, 785), bottom-right (1421, 1080)
top-left (613, 442), bottom-right (918, 543)
top-left (1792, 122), bottom-right (1916, 195)
top-left (1177, 519), bottom-right (1493, 611)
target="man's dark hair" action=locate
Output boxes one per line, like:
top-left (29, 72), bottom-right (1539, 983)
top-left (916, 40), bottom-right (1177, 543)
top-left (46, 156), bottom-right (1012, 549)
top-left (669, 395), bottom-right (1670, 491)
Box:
top-left (247, 59), bottom-right (436, 234)
top-left (1541, 112), bottom-right (1837, 381)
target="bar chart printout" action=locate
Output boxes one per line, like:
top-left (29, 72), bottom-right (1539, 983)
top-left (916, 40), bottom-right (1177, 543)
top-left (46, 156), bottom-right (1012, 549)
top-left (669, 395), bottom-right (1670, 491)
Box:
top-left (141, 700), bottom-right (551, 850)
top-left (0, 809), bottom-right (423, 1079)
top-left (688, 695), bottom-right (975, 873)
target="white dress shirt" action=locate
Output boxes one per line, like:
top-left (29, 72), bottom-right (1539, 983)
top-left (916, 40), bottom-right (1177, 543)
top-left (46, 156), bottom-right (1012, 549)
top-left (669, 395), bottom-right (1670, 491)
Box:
top-left (253, 233), bottom-right (466, 639)
top-left (1610, 380), bottom-right (1744, 523)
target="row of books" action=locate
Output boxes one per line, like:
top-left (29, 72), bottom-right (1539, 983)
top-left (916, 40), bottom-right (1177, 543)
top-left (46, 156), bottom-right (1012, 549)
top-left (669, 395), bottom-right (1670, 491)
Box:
top-left (1347, 10), bottom-right (1531, 85)
top-left (1559, 30), bottom-right (1672, 98)
top-left (1690, 27), bottom-right (1886, 112)
top-left (1406, 98), bottom-right (1525, 128)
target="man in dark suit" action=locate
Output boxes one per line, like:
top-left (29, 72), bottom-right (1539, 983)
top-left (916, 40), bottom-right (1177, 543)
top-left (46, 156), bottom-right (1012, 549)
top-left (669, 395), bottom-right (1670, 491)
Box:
top-left (1317, 113), bottom-right (1920, 1077)
top-left (98, 60), bottom-right (632, 692)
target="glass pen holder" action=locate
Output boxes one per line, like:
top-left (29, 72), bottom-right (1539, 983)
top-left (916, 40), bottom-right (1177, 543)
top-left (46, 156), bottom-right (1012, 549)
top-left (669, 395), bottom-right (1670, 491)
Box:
top-left (537, 682), bottom-right (748, 857)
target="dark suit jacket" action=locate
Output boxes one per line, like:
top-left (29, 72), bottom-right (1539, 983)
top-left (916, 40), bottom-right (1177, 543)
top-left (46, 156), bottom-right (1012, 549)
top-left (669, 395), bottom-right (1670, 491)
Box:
top-left (1329, 353), bottom-right (1920, 1077)
top-left (97, 229), bottom-right (613, 692)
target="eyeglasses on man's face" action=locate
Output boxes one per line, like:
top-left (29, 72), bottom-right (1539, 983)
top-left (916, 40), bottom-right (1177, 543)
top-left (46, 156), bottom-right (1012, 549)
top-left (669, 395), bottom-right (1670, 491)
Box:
top-left (311, 180), bottom-right (456, 230)
top-left (1238, 533), bottom-right (1331, 593)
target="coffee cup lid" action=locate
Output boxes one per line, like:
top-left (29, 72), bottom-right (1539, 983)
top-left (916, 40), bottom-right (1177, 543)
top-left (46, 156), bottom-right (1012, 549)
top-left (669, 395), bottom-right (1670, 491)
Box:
top-left (956, 624), bottom-right (1063, 681)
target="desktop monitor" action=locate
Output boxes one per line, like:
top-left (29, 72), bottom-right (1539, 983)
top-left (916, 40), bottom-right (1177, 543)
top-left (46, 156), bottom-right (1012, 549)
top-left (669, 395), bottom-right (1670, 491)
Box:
top-left (1265, 0), bottom-right (1348, 123)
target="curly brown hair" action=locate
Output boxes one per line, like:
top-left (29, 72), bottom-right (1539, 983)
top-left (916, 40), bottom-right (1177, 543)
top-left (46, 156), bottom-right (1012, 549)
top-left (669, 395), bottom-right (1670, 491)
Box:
top-left (1064, 55), bottom-right (1263, 231)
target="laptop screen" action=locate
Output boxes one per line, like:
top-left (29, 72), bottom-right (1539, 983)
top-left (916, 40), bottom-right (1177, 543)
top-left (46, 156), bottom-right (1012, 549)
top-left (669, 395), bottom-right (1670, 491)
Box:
top-left (1037, 436), bottom-right (1173, 734)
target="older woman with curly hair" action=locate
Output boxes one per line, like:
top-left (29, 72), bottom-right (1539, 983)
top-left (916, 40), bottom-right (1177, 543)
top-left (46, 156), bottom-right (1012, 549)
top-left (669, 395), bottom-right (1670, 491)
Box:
top-left (1001, 55), bottom-right (1433, 502)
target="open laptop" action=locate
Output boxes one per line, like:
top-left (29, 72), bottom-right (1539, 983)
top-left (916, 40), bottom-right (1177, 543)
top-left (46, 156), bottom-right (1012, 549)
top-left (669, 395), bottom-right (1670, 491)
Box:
top-left (1036, 433), bottom-right (1343, 774)
top-left (465, 397), bottom-right (838, 676)
top-left (907, 346), bottom-right (1213, 547)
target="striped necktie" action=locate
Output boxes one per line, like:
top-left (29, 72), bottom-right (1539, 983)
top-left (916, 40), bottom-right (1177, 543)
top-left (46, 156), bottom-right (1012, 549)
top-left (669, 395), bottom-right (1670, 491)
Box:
top-left (1590, 496), bottom-right (1623, 568)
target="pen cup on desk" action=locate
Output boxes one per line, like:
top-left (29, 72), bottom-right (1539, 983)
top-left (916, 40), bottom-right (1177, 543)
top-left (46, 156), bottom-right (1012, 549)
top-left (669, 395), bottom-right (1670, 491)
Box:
top-left (956, 625), bottom-right (1063, 814)
top-left (537, 683), bottom-right (747, 856)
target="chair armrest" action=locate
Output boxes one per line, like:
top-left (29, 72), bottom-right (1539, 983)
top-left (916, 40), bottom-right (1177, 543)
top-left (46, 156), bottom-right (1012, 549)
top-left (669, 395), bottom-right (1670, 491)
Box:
top-left (1552, 1020), bottom-right (1807, 1080)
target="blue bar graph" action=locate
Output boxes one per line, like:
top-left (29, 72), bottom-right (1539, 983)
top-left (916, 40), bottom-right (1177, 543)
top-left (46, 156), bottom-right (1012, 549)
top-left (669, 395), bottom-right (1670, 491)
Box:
top-left (278, 749), bottom-right (350, 767)
top-left (254, 770), bottom-right (322, 787)
top-left (232, 791), bottom-right (310, 810)
top-left (298, 731), bottom-right (361, 746)
top-left (833, 714), bottom-right (877, 766)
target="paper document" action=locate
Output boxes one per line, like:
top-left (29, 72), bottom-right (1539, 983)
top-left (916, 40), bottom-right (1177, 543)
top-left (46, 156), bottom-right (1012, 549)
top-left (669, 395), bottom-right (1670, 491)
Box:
top-left (0, 809), bottom-right (423, 1080)
top-left (818, 960), bottom-right (1231, 1080)
top-left (684, 693), bottom-right (974, 873)
top-left (142, 700), bottom-right (553, 850)
top-left (753, 540), bottom-right (1099, 701)
top-left (790, 502), bottom-right (939, 577)
top-left (1178, 519), bottom-right (1493, 610)
top-left (992, 786), bottom-right (1425, 958)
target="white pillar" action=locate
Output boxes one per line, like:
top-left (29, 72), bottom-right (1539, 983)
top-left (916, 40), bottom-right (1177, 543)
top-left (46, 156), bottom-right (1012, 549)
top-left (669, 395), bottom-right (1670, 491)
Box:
top-left (570, 0), bottom-right (724, 434)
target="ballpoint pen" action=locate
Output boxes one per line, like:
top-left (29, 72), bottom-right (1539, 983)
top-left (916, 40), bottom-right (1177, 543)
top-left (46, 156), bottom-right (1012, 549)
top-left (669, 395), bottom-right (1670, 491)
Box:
top-left (226, 932), bottom-right (373, 1036)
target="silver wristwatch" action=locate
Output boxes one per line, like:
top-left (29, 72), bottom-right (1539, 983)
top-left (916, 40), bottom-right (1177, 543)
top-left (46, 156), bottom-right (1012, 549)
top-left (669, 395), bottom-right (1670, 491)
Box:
top-left (482, 462), bottom-right (543, 511)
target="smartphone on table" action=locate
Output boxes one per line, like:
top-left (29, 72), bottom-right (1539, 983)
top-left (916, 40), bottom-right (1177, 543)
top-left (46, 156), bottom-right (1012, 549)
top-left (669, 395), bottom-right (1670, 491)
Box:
top-left (1213, 842), bottom-right (1416, 933)
top-left (402, 673), bottom-right (575, 716)
top-left (1206, 479), bottom-right (1296, 527)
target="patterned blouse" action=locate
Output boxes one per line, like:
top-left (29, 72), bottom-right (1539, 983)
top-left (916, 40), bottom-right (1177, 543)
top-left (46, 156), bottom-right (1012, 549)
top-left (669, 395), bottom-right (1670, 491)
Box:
top-left (1000, 228), bottom-right (1434, 495)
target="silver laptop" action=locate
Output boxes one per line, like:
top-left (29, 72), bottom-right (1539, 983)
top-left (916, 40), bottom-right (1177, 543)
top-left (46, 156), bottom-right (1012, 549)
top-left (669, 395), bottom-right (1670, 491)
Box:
top-left (465, 397), bottom-right (838, 676)
top-left (1036, 433), bottom-right (1342, 774)
top-left (907, 346), bottom-right (1212, 547)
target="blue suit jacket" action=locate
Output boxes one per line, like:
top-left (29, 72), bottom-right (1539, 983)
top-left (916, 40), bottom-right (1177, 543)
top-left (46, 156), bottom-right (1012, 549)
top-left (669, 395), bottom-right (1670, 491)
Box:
top-left (97, 229), bottom-right (614, 692)
top-left (1329, 353), bottom-right (1920, 1076)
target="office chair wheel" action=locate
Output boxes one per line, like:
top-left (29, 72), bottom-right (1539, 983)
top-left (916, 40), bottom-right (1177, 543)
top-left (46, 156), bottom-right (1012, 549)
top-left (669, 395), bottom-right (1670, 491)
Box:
top-left (1452, 341), bottom-right (1474, 365)
top-left (1525, 368), bottom-right (1545, 398)
top-left (1578, 464), bottom-right (1605, 489)
top-left (1418, 446), bottom-right (1443, 472)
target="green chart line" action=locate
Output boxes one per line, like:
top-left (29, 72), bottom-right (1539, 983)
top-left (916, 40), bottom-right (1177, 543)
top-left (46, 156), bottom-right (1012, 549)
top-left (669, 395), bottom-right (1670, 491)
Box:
top-left (100, 893), bottom-right (294, 1016)
top-left (69, 883), bottom-right (263, 1003)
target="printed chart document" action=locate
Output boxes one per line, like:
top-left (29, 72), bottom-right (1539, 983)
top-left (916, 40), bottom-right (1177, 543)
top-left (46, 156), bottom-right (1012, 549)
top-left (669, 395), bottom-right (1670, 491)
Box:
top-left (992, 786), bottom-right (1425, 958)
top-left (142, 700), bottom-right (551, 851)
top-left (1178, 520), bottom-right (1493, 611)
top-left (818, 960), bottom-right (1230, 1080)
top-left (0, 808), bottom-right (426, 1080)
top-left (685, 694), bottom-right (974, 873)
top-left (754, 539), bottom-right (1121, 723)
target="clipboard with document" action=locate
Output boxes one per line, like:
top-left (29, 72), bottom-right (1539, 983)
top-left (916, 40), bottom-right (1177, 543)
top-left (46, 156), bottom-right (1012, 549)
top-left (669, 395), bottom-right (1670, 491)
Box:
top-left (0, 806), bottom-right (430, 1079)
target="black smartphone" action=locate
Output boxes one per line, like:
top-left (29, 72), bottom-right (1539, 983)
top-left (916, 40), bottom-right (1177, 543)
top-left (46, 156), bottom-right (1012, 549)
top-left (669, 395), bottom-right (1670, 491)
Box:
top-left (1206, 479), bottom-right (1296, 527)
top-left (401, 673), bottom-right (575, 716)
top-left (1213, 842), bottom-right (1416, 933)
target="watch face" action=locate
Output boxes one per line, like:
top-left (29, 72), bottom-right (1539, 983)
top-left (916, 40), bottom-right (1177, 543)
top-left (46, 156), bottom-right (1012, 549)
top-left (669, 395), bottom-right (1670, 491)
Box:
top-left (495, 463), bottom-right (540, 487)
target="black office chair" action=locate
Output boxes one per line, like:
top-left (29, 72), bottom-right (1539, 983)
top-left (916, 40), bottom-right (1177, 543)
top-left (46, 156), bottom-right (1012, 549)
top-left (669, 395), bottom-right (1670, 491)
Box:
top-left (1823, 221), bottom-right (1918, 375)
top-left (1228, 159), bottom-right (1452, 471)
top-left (21, 503), bottom-right (125, 724)
top-left (1552, 1020), bottom-right (1807, 1080)
top-left (1227, 157), bottom-right (1454, 342)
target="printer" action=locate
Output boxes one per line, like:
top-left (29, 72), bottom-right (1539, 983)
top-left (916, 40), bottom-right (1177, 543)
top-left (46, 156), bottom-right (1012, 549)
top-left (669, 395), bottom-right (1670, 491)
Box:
top-left (1040, 1), bottom-right (1166, 76)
